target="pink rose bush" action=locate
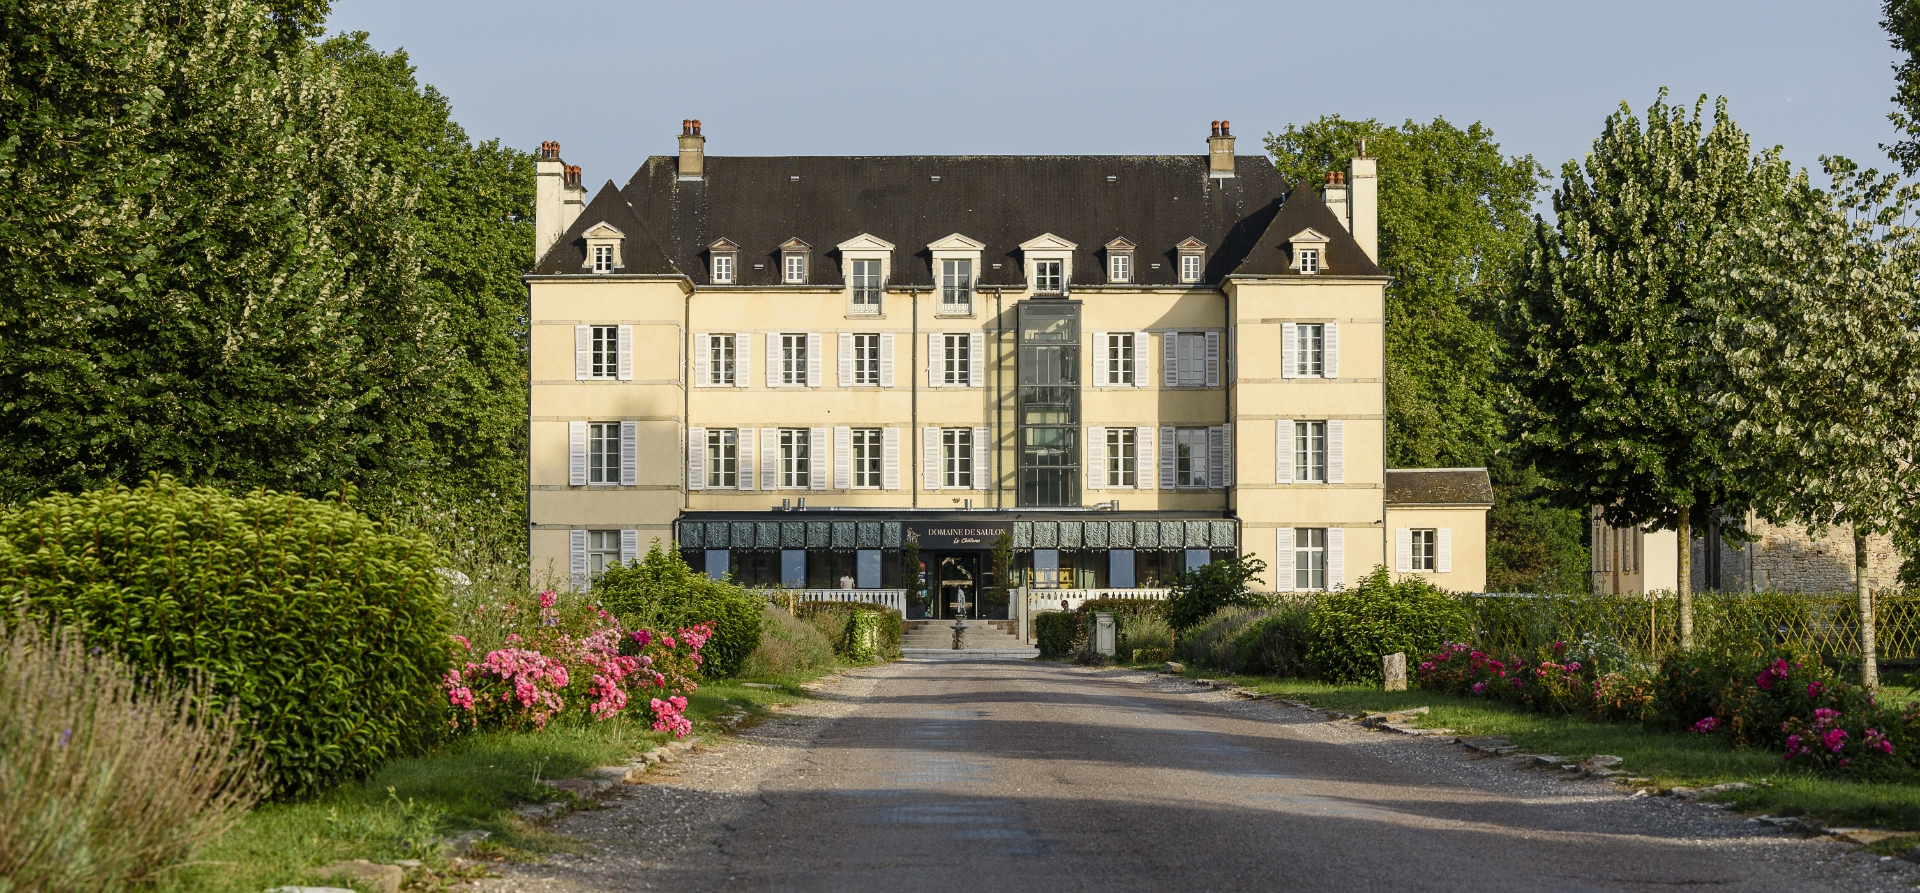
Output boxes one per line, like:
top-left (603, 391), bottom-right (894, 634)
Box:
top-left (1416, 640), bottom-right (1654, 721)
top-left (443, 589), bottom-right (710, 735)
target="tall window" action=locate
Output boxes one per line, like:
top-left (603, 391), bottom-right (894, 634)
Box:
top-left (1175, 332), bottom-right (1207, 387)
top-left (943, 333), bottom-right (971, 386)
top-left (1109, 253), bottom-right (1131, 283)
top-left (1410, 529), bottom-right (1437, 572)
top-left (779, 428), bottom-right (810, 488)
top-left (593, 244), bottom-right (615, 274)
top-left (853, 334), bottom-right (880, 385)
top-left (1033, 259), bottom-right (1063, 293)
top-left (1179, 253), bottom-right (1202, 283)
top-left (781, 334), bottom-right (808, 386)
top-left (940, 259), bottom-right (972, 313)
top-left (590, 326), bottom-right (619, 378)
top-left (588, 421), bottom-right (622, 484)
top-left (1294, 528), bottom-right (1327, 590)
top-left (1174, 427), bottom-right (1209, 488)
top-left (942, 428), bottom-right (973, 488)
top-left (1106, 333), bottom-right (1135, 385)
top-left (588, 530), bottom-right (621, 577)
top-left (784, 253), bottom-right (807, 283)
top-left (850, 259), bottom-right (882, 312)
top-left (1298, 248), bottom-right (1320, 274)
top-left (707, 334), bottom-right (735, 386)
top-left (706, 429), bottom-right (737, 488)
top-left (1295, 324), bottom-right (1324, 377)
top-left (852, 428), bottom-right (882, 488)
top-left (711, 254), bottom-right (735, 284)
top-left (1106, 428), bottom-right (1136, 487)
top-left (1294, 421), bottom-right (1328, 483)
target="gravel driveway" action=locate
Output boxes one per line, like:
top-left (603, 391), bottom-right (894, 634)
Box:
top-left (467, 659), bottom-right (1920, 892)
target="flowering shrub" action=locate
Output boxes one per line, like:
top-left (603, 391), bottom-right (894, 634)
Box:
top-left (1416, 640), bottom-right (1657, 722)
top-left (442, 590), bottom-right (708, 736)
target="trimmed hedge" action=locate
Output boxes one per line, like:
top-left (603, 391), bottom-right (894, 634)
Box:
top-left (1034, 611), bottom-right (1080, 659)
top-left (594, 546), bottom-right (764, 678)
top-left (0, 478), bottom-right (451, 799)
top-left (1307, 567), bottom-right (1471, 683)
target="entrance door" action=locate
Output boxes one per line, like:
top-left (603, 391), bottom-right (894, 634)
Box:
top-left (936, 554), bottom-right (980, 619)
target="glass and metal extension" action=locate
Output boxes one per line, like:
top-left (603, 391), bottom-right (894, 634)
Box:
top-left (1017, 301), bottom-right (1080, 506)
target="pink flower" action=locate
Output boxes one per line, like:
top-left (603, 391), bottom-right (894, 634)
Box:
top-left (1691, 717), bottom-right (1720, 734)
top-left (631, 629), bottom-right (653, 648)
top-left (1470, 682), bottom-right (1486, 695)
top-left (1418, 662), bottom-right (1434, 672)
top-left (1865, 727), bottom-right (1895, 756)
top-left (1785, 734), bottom-right (1805, 760)
top-left (1812, 708), bottom-right (1842, 729)
top-left (1806, 681), bottom-right (1824, 699)
top-left (448, 686), bottom-right (474, 710)
top-left (539, 590), bottom-right (558, 609)
top-left (1823, 728), bottom-right (1849, 753)
top-left (452, 635), bottom-right (471, 652)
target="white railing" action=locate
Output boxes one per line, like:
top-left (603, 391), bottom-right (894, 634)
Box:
top-left (1016, 588), bottom-right (1171, 644)
top-left (765, 588), bottom-right (907, 616)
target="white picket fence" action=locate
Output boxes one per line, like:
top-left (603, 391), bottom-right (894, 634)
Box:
top-left (1018, 588), bottom-right (1172, 644)
top-left (764, 588), bottom-right (907, 616)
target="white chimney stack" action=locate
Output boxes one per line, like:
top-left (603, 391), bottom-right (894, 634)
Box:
top-left (1349, 142), bottom-right (1378, 265)
top-left (534, 142), bottom-right (585, 262)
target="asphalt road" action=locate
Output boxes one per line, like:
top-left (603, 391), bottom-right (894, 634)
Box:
top-left (476, 659), bottom-right (1919, 893)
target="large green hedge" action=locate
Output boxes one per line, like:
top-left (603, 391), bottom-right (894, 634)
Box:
top-left (593, 546), bottom-right (763, 678)
top-left (0, 478), bottom-right (452, 799)
top-left (1306, 567), bottom-right (1471, 683)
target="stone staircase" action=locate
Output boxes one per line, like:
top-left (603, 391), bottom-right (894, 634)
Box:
top-left (900, 619), bottom-right (1037, 658)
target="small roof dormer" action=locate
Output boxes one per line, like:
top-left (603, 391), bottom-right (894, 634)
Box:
top-left (707, 237), bottom-right (740, 284)
top-left (581, 221), bottom-right (626, 274)
top-left (780, 237), bottom-right (812, 284)
top-left (1104, 237), bottom-right (1137, 284)
top-left (1288, 227), bottom-right (1330, 275)
top-left (1019, 233), bottom-right (1078, 294)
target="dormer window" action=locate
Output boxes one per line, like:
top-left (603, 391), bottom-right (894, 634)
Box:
top-left (1034, 259), bottom-right (1063, 293)
top-left (1176, 237), bottom-right (1207, 284)
top-left (1105, 237), bottom-right (1135, 283)
top-left (837, 233), bottom-right (894, 316)
top-left (708, 238), bottom-right (739, 284)
top-left (1287, 228), bottom-right (1331, 276)
top-left (580, 222), bottom-right (626, 275)
top-left (1019, 233), bottom-right (1077, 296)
top-left (928, 233), bottom-right (985, 316)
top-left (1299, 248), bottom-right (1320, 274)
top-left (780, 238), bottom-right (811, 284)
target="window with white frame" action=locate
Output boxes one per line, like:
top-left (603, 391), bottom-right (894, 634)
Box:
top-left (706, 429), bottom-right (738, 488)
top-left (942, 428), bottom-right (973, 488)
top-left (1298, 248), bottom-right (1320, 275)
top-left (850, 258), bottom-right (882, 312)
top-left (707, 334), bottom-right (735, 386)
top-left (1106, 428), bottom-right (1136, 487)
top-left (593, 244), bottom-right (615, 274)
top-left (1294, 421), bottom-right (1328, 483)
top-left (1109, 253), bottom-right (1131, 283)
top-left (940, 259), bottom-right (972, 313)
top-left (784, 253), bottom-right (807, 283)
top-left (588, 530), bottom-right (622, 578)
top-left (1033, 259), bottom-right (1063, 293)
top-left (1410, 528), bottom-right (1437, 572)
top-left (853, 334), bottom-right (881, 385)
top-left (1294, 528), bottom-right (1328, 590)
top-left (1175, 332), bottom-right (1207, 387)
top-left (1179, 252), bottom-right (1203, 283)
top-left (590, 326), bottom-right (620, 379)
top-left (1295, 324), bottom-right (1324, 377)
top-left (779, 428), bottom-right (811, 488)
top-left (781, 334), bottom-right (808, 386)
top-left (588, 421), bottom-right (623, 484)
top-left (1106, 332), bottom-right (1135, 385)
top-left (711, 253), bottom-right (735, 284)
top-left (942, 333), bottom-right (971, 386)
top-left (853, 428), bottom-right (883, 488)
top-left (1174, 427), bottom-right (1209, 488)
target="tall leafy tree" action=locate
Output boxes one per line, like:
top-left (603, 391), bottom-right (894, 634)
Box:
top-left (1883, 0), bottom-right (1920, 173)
top-left (1501, 92), bottom-right (1791, 643)
top-left (1706, 160), bottom-right (1920, 687)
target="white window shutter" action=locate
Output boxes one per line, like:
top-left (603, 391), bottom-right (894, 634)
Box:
top-left (807, 333), bottom-right (822, 387)
top-left (1204, 331), bottom-right (1221, 387)
top-left (760, 427), bottom-right (778, 489)
top-left (766, 334), bottom-right (780, 388)
top-left (617, 325), bottom-right (633, 380)
top-left (972, 426), bottom-right (989, 489)
top-left (1221, 423), bottom-right (1233, 487)
top-left (880, 332), bottom-right (895, 387)
top-left (968, 331), bottom-right (984, 387)
top-left (568, 421), bottom-right (588, 486)
top-left (737, 428), bottom-right (756, 490)
top-left (1438, 528), bottom-right (1453, 574)
top-left (1163, 332), bottom-right (1178, 388)
top-left (1324, 322), bottom-right (1339, 379)
top-left (1208, 426), bottom-right (1225, 488)
top-left (693, 334), bottom-right (710, 387)
top-left (838, 333), bottom-right (853, 387)
top-left (1328, 419), bottom-right (1345, 484)
top-left (1276, 420), bottom-right (1294, 484)
top-left (1159, 426), bottom-right (1176, 490)
top-left (1396, 528), bottom-right (1412, 573)
top-left (1135, 426), bottom-right (1154, 490)
top-left (927, 332), bottom-right (942, 387)
top-left (1328, 528), bottom-right (1345, 590)
top-left (923, 427), bottom-right (941, 490)
top-left (687, 427), bottom-right (706, 490)
top-left (1092, 332), bottom-right (1108, 385)
top-left (1275, 528), bottom-right (1296, 592)
top-left (734, 332), bottom-right (751, 387)
top-left (1134, 330), bottom-right (1150, 387)
top-left (619, 421), bottom-right (638, 486)
top-left (1087, 426), bottom-right (1105, 490)
top-left (882, 427), bottom-right (901, 490)
top-left (569, 529), bottom-right (589, 590)
top-left (575, 325), bottom-right (591, 380)
top-left (834, 426), bottom-right (852, 489)
top-left (1281, 323), bottom-right (1297, 379)
top-left (809, 426), bottom-right (828, 489)
top-left (620, 529), bottom-right (639, 566)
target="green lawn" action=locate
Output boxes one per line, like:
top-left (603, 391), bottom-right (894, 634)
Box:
top-left (1163, 667), bottom-right (1920, 833)
top-left (161, 672), bottom-right (834, 893)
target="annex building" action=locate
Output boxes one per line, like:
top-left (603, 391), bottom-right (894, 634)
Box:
top-left (526, 121), bottom-right (1491, 621)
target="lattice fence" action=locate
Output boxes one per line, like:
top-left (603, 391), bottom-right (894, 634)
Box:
top-left (1460, 591), bottom-right (1920, 661)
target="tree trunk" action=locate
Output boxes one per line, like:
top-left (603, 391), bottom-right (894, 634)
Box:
top-left (1677, 509), bottom-right (1694, 649)
top-left (1858, 529), bottom-right (1878, 691)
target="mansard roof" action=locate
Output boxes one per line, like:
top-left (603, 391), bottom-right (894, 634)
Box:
top-left (536, 181), bottom-right (677, 275)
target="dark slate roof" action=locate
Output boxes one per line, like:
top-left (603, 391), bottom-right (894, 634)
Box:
top-left (534, 154), bottom-right (1377, 284)
top-left (538, 181), bottom-right (679, 276)
top-left (1385, 468), bottom-right (1495, 507)
top-left (1232, 179), bottom-right (1383, 277)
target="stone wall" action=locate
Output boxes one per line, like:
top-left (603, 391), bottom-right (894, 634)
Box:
top-left (1690, 516), bottom-right (1901, 593)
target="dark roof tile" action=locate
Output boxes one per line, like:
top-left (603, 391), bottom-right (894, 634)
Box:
top-left (1385, 468), bottom-right (1494, 507)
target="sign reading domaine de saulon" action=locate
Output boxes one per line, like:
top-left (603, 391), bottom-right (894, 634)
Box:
top-left (906, 523), bottom-right (1010, 550)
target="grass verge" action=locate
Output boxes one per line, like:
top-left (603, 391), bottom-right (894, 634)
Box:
top-left (1154, 665), bottom-right (1920, 833)
top-left (161, 665), bottom-right (842, 893)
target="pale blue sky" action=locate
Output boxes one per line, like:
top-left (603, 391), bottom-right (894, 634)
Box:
top-left (330, 0), bottom-right (1902, 198)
